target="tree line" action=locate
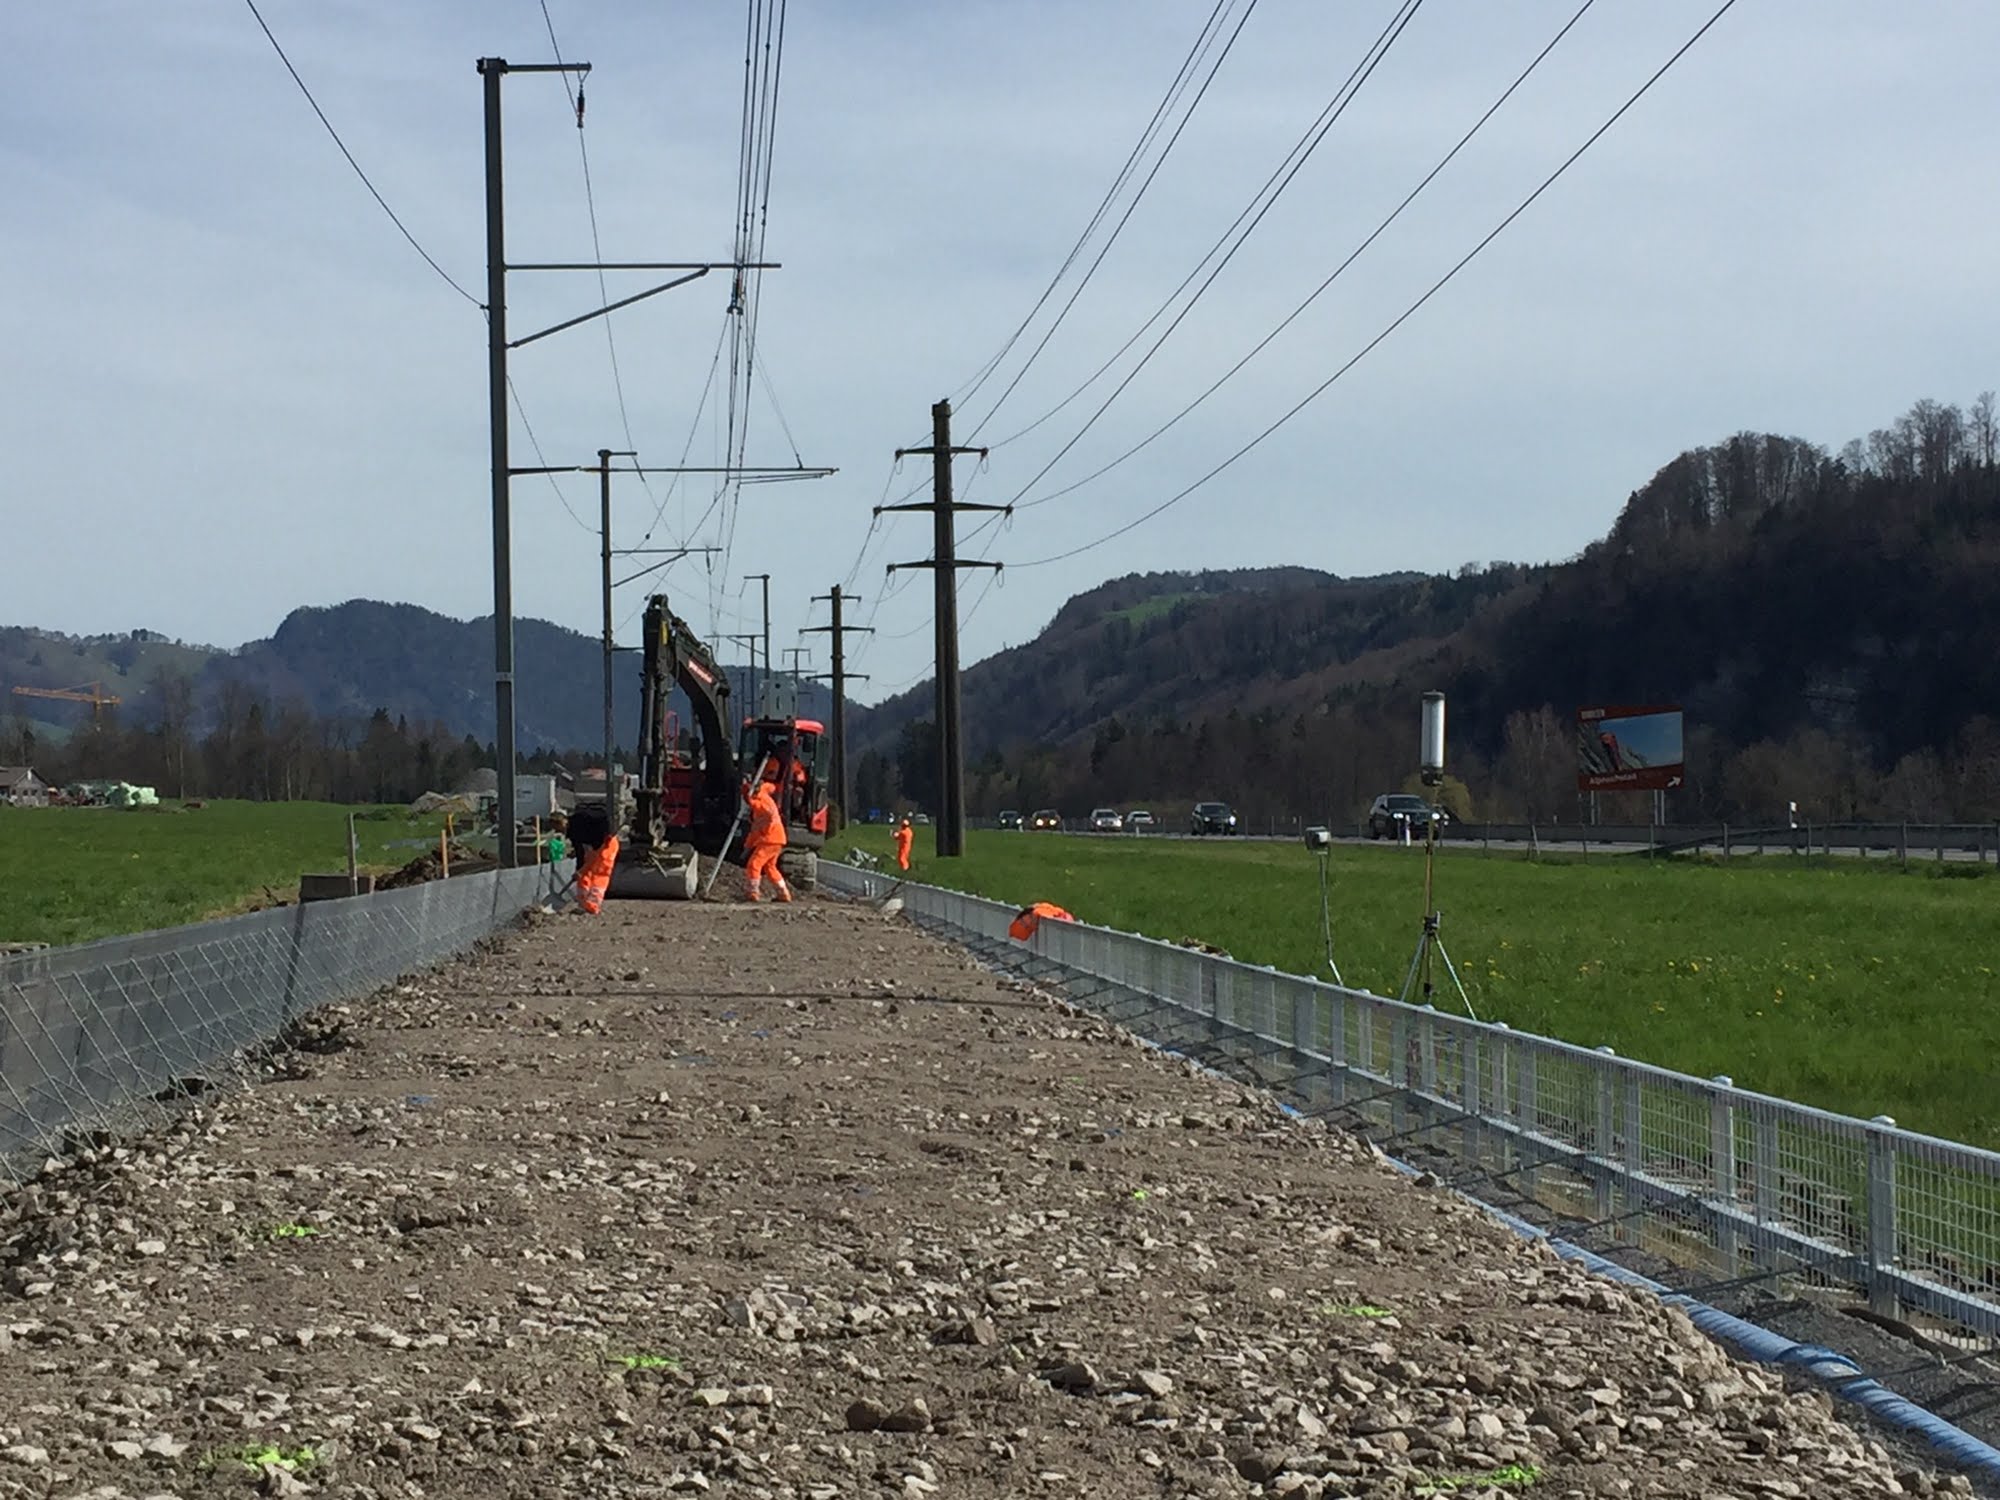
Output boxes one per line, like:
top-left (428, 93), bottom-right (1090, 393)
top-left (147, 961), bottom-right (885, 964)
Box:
top-left (2, 671), bottom-right (594, 806)
top-left (853, 391), bottom-right (2000, 829)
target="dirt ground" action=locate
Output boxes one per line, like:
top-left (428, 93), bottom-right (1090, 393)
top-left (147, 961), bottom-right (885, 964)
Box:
top-left (0, 890), bottom-right (1977, 1499)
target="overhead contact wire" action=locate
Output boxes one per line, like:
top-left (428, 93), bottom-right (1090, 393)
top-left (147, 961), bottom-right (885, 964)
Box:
top-left (1014, 0), bottom-right (1746, 570)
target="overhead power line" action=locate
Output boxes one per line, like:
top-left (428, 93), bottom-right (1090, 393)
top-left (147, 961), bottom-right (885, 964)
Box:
top-left (1013, 0), bottom-right (1744, 572)
top-left (243, 0), bottom-right (480, 307)
top-left (536, 0), bottom-right (656, 501)
top-left (997, 0), bottom-right (1425, 509)
top-left (1016, 0), bottom-right (1598, 513)
top-left (958, 0), bottom-right (1257, 430)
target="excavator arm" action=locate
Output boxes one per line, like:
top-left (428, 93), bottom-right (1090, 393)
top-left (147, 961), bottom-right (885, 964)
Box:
top-left (632, 594), bottom-right (737, 856)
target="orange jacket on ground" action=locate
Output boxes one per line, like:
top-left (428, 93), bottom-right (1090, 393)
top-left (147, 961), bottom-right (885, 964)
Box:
top-left (745, 781), bottom-right (786, 850)
top-left (576, 835), bottom-right (621, 915)
top-left (1008, 900), bottom-right (1074, 941)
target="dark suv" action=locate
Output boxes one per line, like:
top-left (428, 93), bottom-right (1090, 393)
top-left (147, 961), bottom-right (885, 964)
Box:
top-left (1189, 801), bottom-right (1237, 835)
top-left (997, 809), bottom-right (1024, 830)
top-left (1367, 793), bottom-right (1448, 839)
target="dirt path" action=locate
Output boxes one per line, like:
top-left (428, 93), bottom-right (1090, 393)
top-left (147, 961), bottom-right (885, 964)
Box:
top-left (0, 894), bottom-right (1967, 1499)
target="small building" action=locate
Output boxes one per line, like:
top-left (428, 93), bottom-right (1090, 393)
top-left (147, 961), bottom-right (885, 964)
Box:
top-left (0, 766), bottom-right (49, 807)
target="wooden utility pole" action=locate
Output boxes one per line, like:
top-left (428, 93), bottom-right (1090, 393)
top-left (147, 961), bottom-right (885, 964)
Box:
top-left (884, 400), bottom-right (1003, 857)
top-left (805, 584), bottom-right (872, 827)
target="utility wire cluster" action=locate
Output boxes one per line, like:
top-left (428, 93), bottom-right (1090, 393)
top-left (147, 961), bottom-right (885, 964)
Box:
top-left (242, 0), bottom-right (1742, 708)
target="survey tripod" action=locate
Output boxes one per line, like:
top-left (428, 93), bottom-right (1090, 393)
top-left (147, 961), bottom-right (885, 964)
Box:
top-left (1395, 812), bottom-right (1478, 1021)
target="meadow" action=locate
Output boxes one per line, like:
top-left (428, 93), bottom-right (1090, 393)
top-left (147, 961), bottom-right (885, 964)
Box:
top-left (0, 801), bottom-right (447, 948)
top-left (840, 827), bottom-right (2000, 1148)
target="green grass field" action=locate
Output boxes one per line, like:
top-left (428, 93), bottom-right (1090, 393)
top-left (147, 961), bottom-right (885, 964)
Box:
top-left (0, 802), bottom-right (449, 948)
top-left (841, 828), bottom-right (2000, 1148)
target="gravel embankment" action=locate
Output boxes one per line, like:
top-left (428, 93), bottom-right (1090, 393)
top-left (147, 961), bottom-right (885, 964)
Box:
top-left (0, 896), bottom-right (1973, 1498)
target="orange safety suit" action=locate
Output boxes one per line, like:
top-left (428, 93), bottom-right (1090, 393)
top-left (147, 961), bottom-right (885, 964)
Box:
top-left (576, 835), bottom-right (620, 915)
top-left (894, 819), bottom-right (914, 871)
top-left (743, 780), bottom-right (791, 903)
top-left (1008, 901), bottom-right (1074, 942)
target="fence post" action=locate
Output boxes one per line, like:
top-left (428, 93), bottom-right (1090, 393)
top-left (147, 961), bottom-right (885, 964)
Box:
top-left (1327, 984), bottom-right (1348, 1106)
top-left (1490, 1022), bottom-right (1512, 1177)
top-left (1711, 1076), bottom-right (1739, 1273)
top-left (346, 813), bottom-right (359, 896)
top-left (1593, 1047), bottom-right (1616, 1227)
top-left (1462, 1022), bottom-right (1483, 1167)
top-left (1867, 1116), bottom-right (1899, 1317)
top-left (1517, 1040), bottom-right (1539, 1198)
top-left (1900, 822), bottom-right (1908, 869)
top-left (1622, 1072), bottom-right (1644, 1246)
top-left (1937, 825), bottom-right (1945, 867)
top-left (1722, 822), bottom-right (1731, 861)
top-left (1390, 1006), bottom-right (1410, 1137)
top-left (1753, 1110), bottom-right (1779, 1270)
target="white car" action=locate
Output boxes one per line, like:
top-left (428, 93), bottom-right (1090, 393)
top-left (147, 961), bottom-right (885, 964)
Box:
top-left (1088, 807), bottom-right (1124, 833)
top-left (1124, 809), bottom-right (1158, 833)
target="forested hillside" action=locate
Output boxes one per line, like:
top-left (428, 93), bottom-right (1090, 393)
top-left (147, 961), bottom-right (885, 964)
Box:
top-left (1, 601), bottom-right (825, 802)
top-left (854, 392), bottom-right (2000, 827)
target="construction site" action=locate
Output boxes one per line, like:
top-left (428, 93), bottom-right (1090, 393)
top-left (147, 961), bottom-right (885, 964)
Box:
top-left (1, 887), bottom-right (1977, 1500)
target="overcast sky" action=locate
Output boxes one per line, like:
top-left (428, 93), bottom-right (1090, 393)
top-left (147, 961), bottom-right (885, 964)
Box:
top-left (4, 2), bottom-right (1996, 707)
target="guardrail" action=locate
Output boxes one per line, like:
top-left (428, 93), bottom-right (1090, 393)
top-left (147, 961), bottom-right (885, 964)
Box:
top-left (822, 860), bottom-right (2000, 1340)
top-left (0, 862), bottom-right (570, 1179)
top-left (951, 817), bottom-right (2000, 861)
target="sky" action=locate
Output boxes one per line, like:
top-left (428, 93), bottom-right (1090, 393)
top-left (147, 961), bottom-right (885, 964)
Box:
top-left (3, 1), bottom-right (1997, 710)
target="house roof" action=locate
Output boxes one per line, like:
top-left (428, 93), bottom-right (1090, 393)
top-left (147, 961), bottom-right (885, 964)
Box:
top-left (0, 766), bottom-right (42, 789)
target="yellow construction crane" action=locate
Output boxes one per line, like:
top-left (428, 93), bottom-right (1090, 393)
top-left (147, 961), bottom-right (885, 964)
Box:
top-left (10, 682), bottom-right (123, 726)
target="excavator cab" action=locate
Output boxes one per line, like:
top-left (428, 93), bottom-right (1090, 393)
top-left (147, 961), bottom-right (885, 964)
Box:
top-left (738, 716), bottom-right (830, 850)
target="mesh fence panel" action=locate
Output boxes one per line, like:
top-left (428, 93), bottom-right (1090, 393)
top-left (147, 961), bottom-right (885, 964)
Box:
top-left (0, 863), bottom-right (568, 1178)
top-left (821, 860), bottom-right (2000, 1339)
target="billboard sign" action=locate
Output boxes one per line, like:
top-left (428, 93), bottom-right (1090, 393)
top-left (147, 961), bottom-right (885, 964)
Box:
top-left (1577, 704), bottom-right (1684, 792)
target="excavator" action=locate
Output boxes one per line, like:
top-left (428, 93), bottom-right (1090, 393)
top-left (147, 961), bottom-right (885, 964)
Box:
top-left (600, 593), bottom-right (829, 900)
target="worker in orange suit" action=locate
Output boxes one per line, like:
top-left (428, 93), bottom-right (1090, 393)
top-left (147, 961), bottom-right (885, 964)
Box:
top-left (743, 776), bottom-right (792, 903)
top-left (1009, 901), bottom-right (1074, 941)
top-left (575, 831), bottom-right (620, 915)
top-left (894, 815), bottom-right (914, 872)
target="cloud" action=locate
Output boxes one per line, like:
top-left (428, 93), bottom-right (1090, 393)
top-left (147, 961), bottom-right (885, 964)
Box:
top-left (2, 0), bottom-right (1996, 710)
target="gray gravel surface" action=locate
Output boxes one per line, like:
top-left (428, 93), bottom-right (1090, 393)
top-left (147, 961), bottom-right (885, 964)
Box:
top-left (0, 896), bottom-right (1974, 1498)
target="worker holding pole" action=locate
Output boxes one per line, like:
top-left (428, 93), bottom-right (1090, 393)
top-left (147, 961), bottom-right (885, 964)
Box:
top-left (742, 775), bottom-right (793, 904)
top-left (894, 815), bottom-right (914, 872)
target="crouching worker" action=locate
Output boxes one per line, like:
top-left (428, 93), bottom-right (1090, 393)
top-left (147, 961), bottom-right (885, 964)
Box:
top-left (567, 803), bottom-right (619, 915)
top-left (1008, 901), bottom-right (1074, 941)
top-left (743, 776), bottom-right (792, 904)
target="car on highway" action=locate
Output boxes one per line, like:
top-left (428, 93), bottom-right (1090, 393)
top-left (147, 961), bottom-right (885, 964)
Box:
top-left (1088, 807), bottom-right (1124, 833)
top-left (997, 809), bottom-right (1024, 830)
top-left (1189, 801), bottom-right (1238, 835)
top-left (1125, 809), bottom-right (1157, 833)
top-left (1029, 808), bottom-right (1063, 831)
top-left (1367, 793), bottom-right (1449, 839)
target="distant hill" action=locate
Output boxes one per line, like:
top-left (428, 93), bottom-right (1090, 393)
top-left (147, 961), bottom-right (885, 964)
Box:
top-left (1, 602), bottom-right (830, 754)
top-left (854, 392), bottom-right (2000, 826)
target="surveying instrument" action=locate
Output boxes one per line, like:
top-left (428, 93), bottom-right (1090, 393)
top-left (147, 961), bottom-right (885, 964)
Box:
top-left (1397, 690), bottom-right (1478, 1020)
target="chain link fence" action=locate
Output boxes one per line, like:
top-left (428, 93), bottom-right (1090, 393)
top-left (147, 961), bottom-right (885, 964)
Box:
top-left (0, 863), bottom-right (569, 1179)
top-left (822, 861), bottom-right (2000, 1342)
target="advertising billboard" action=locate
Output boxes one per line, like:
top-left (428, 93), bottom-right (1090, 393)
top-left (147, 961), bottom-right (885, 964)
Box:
top-left (1576, 704), bottom-right (1684, 792)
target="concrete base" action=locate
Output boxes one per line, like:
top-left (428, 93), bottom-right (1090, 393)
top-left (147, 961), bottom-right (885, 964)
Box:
top-left (300, 873), bottom-right (375, 903)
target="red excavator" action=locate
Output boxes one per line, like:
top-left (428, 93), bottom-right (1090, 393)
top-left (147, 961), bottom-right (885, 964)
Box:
top-left (604, 593), bottom-right (828, 899)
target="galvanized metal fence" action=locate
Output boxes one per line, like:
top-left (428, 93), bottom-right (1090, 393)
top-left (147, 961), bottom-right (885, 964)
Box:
top-left (822, 861), bottom-right (2000, 1341)
top-left (0, 863), bottom-right (569, 1179)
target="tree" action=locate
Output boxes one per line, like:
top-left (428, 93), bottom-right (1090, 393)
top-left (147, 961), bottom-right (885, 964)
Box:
top-left (894, 719), bottom-right (941, 814)
top-left (154, 669), bottom-right (196, 797)
top-left (1497, 705), bottom-right (1570, 821)
top-left (853, 748), bottom-right (892, 819)
top-left (1972, 390), bottom-right (1998, 471)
